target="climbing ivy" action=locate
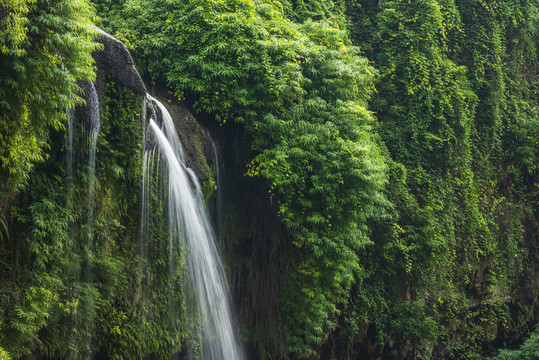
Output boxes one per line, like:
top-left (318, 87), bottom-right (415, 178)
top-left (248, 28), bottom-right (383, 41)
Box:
top-left (341, 0), bottom-right (538, 358)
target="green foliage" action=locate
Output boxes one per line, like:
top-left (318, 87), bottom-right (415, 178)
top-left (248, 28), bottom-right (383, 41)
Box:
top-left (0, 347), bottom-right (10, 360)
top-left (0, 0), bottom-right (100, 190)
top-left (93, 0), bottom-right (539, 357)
top-left (341, 0), bottom-right (539, 357)
top-left (0, 0), bottom-right (536, 358)
top-left (0, 66), bottom-right (191, 358)
top-left (372, 0), bottom-right (476, 169)
top-left (1, 275), bottom-right (63, 358)
top-left (0, 0), bottom-right (32, 56)
top-left (116, 0), bottom-right (389, 354)
top-left (490, 326), bottom-right (539, 360)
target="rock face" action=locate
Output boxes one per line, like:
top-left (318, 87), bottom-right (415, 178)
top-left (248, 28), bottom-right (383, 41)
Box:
top-left (92, 27), bottom-right (146, 96)
top-left (81, 28), bottom-right (214, 188)
top-left (160, 100), bottom-right (214, 184)
top-left (145, 91), bottom-right (214, 185)
top-left (76, 28), bottom-right (147, 126)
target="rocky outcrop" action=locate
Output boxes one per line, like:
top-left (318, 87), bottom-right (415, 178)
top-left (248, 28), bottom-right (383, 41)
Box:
top-left (76, 29), bottom-right (214, 191)
top-left (77, 28), bottom-right (214, 187)
top-left (145, 92), bottom-right (215, 185)
top-left (84, 26), bottom-right (146, 114)
top-left (76, 28), bottom-right (146, 126)
top-left (92, 27), bottom-right (146, 96)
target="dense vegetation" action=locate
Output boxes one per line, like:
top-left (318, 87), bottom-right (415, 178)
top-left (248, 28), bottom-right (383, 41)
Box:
top-left (0, 0), bottom-right (99, 189)
top-left (0, 0), bottom-right (537, 359)
top-left (489, 325), bottom-right (539, 360)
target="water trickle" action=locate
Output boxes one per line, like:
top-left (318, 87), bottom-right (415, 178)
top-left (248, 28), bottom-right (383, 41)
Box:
top-left (87, 81), bottom-right (100, 249)
top-left (66, 107), bottom-right (74, 185)
top-left (139, 149), bottom-right (154, 284)
top-left (143, 96), bottom-right (245, 360)
top-left (85, 81), bottom-right (100, 359)
top-left (211, 140), bottom-right (225, 245)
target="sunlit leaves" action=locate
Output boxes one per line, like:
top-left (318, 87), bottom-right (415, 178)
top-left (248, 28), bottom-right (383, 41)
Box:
top-left (0, 0), bottom-right (100, 190)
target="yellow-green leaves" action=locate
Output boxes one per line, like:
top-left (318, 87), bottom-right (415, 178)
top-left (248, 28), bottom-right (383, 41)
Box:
top-left (0, 0), bottom-right (99, 190)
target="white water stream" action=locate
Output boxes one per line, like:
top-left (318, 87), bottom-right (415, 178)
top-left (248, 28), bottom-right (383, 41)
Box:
top-left (87, 81), bottom-right (100, 251)
top-left (144, 95), bottom-right (245, 360)
top-left (86, 81), bottom-right (100, 359)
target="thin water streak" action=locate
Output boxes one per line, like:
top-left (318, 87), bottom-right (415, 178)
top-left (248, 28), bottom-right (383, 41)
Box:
top-left (85, 81), bottom-right (100, 359)
top-left (211, 140), bottom-right (225, 245)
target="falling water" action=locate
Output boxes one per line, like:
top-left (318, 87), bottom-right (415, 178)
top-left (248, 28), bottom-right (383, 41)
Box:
top-left (85, 81), bottom-right (100, 359)
top-left (144, 95), bottom-right (245, 360)
top-left (139, 96), bottom-right (152, 294)
top-left (65, 105), bottom-right (76, 218)
top-left (65, 105), bottom-right (79, 359)
top-left (66, 107), bottom-right (74, 185)
top-left (211, 140), bottom-right (225, 244)
top-left (139, 149), bottom-right (152, 283)
top-left (87, 81), bottom-right (100, 249)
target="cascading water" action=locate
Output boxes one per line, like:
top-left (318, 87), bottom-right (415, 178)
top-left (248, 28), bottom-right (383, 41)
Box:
top-left (65, 105), bottom-right (79, 359)
top-left (143, 95), bottom-right (245, 360)
top-left (87, 81), bottom-right (100, 252)
top-left (85, 81), bottom-right (100, 358)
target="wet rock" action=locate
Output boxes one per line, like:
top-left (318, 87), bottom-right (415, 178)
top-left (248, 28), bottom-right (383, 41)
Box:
top-left (146, 94), bottom-right (214, 184)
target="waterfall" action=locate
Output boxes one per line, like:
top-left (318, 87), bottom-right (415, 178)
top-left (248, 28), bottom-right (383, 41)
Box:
top-left (139, 149), bottom-right (153, 287)
top-left (87, 81), bottom-right (100, 251)
top-left (143, 95), bottom-right (245, 360)
top-left (85, 81), bottom-right (100, 359)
